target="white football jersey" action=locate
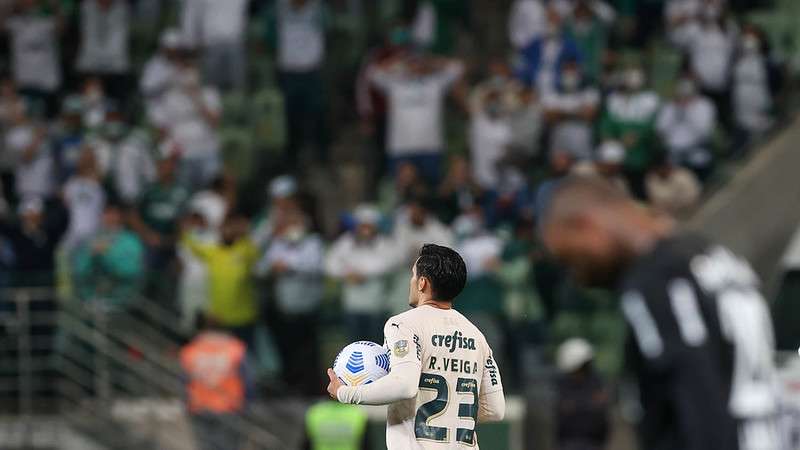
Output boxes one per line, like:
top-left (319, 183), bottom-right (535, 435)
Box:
top-left (383, 305), bottom-right (503, 449)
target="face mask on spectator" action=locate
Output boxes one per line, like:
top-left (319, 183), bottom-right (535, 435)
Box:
top-left (623, 70), bottom-right (644, 92)
top-left (742, 35), bottom-right (760, 54)
top-left (285, 225), bottom-right (307, 243)
top-left (485, 101), bottom-right (503, 119)
top-left (84, 87), bottom-right (103, 104)
top-left (178, 69), bottom-right (201, 89)
top-left (105, 121), bottom-right (127, 141)
top-left (561, 71), bottom-right (581, 91)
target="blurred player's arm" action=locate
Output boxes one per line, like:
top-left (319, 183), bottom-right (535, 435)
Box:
top-left (478, 349), bottom-right (505, 423)
top-left (333, 321), bottom-right (422, 405)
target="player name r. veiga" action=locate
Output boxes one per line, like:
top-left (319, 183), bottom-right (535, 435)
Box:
top-left (431, 331), bottom-right (477, 353)
top-left (427, 356), bottom-right (479, 374)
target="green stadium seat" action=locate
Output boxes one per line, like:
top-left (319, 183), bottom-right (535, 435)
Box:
top-left (222, 92), bottom-right (252, 126)
top-left (251, 88), bottom-right (287, 152)
top-left (220, 127), bottom-right (256, 184)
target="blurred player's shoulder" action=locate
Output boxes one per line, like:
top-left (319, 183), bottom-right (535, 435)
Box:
top-left (622, 232), bottom-right (713, 290)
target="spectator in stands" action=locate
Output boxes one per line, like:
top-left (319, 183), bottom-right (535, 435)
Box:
top-left (303, 400), bottom-right (369, 450)
top-left (257, 209), bottom-right (324, 395)
top-left (180, 316), bottom-right (251, 450)
top-left (387, 194), bottom-right (453, 314)
top-left (181, 0), bottom-right (250, 91)
top-left (5, 0), bottom-right (63, 117)
top-left (509, 0), bottom-right (547, 50)
top-left (51, 96), bottom-right (88, 182)
top-left (435, 155), bottom-right (484, 224)
top-left (508, 85), bottom-right (544, 161)
top-left (565, 0), bottom-right (613, 84)
top-left (356, 25), bottom-right (411, 184)
top-left (76, 0), bottom-right (131, 102)
top-left (470, 60), bottom-right (541, 176)
top-left (732, 25), bottom-right (773, 150)
top-left (252, 175), bottom-right (303, 247)
top-left (182, 213), bottom-right (260, 348)
top-left (141, 28), bottom-right (184, 109)
top-left (664, 0), bottom-right (702, 50)
top-left (555, 338), bottom-right (610, 450)
top-left (645, 153), bottom-right (702, 218)
top-left (656, 78), bottom-right (717, 181)
top-left (128, 153), bottom-right (189, 300)
top-left (483, 166), bottom-right (534, 229)
top-left (61, 149), bottom-right (105, 254)
top-left (79, 77), bottom-right (112, 132)
top-left (571, 140), bottom-right (630, 194)
top-left (686, 6), bottom-right (736, 128)
top-left (378, 161), bottom-right (429, 214)
top-left (106, 112), bottom-right (156, 206)
top-left (73, 203), bottom-right (145, 308)
top-left (266, 0), bottom-right (329, 167)
top-left (149, 54), bottom-right (222, 191)
top-left (534, 150), bottom-right (574, 219)
top-left (543, 60), bottom-right (599, 161)
top-left (368, 52), bottom-right (465, 185)
top-left (177, 175), bottom-right (235, 333)
top-left (515, 7), bottom-right (581, 94)
top-left (599, 66), bottom-right (660, 198)
top-left (469, 84), bottom-right (513, 192)
top-left (0, 197), bottom-right (67, 287)
top-left (4, 100), bottom-right (53, 203)
top-left (325, 204), bottom-right (397, 343)
top-left (470, 59), bottom-right (538, 168)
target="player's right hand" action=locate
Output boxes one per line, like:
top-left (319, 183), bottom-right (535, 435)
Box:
top-left (326, 368), bottom-right (344, 401)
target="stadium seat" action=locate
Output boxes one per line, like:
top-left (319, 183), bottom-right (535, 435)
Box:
top-left (220, 127), bottom-right (256, 185)
top-left (251, 88), bottom-right (287, 153)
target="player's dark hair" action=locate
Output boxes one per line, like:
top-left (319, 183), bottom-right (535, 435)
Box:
top-left (415, 244), bottom-right (467, 302)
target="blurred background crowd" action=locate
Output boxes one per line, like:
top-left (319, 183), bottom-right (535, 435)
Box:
top-left (0, 0), bottom-right (799, 448)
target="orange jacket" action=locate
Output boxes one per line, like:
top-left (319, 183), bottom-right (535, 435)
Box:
top-left (180, 331), bottom-right (247, 413)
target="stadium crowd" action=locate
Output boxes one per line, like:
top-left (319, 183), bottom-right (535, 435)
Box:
top-left (0, 0), bottom-right (795, 447)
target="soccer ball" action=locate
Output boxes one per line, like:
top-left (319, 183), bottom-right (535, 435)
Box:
top-left (333, 341), bottom-right (390, 386)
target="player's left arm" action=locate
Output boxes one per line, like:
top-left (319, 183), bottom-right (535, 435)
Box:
top-left (478, 347), bottom-right (505, 423)
top-left (330, 320), bottom-right (423, 406)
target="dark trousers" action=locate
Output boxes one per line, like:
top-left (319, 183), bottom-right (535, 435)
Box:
top-left (344, 312), bottom-right (385, 345)
top-left (191, 413), bottom-right (243, 450)
top-left (272, 311), bottom-right (321, 396)
top-left (278, 70), bottom-right (328, 169)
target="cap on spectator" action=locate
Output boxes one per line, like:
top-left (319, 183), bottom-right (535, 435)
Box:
top-left (353, 204), bottom-right (381, 226)
top-left (597, 140), bottom-right (625, 164)
top-left (18, 197), bottom-right (43, 216)
top-left (269, 175), bottom-right (297, 199)
top-left (160, 28), bottom-right (184, 50)
top-left (556, 338), bottom-right (595, 373)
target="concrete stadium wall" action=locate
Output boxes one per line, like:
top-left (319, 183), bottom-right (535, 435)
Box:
top-left (688, 114), bottom-right (800, 296)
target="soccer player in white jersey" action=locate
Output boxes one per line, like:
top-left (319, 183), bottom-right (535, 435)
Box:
top-left (326, 244), bottom-right (506, 449)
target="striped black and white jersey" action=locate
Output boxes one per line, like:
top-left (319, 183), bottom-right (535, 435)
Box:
top-left (620, 234), bottom-right (785, 450)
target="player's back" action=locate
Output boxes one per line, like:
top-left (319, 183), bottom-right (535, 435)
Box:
top-left (620, 233), bottom-right (784, 450)
top-left (384, 305), bottom-right (502, 450)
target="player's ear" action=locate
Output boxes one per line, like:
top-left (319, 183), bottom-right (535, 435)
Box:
top-left (417, 276), bottom-right (427, 293)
